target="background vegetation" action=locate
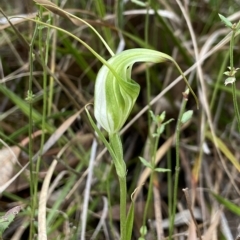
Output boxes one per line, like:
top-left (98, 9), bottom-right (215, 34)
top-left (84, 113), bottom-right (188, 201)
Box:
top-left (0, 0), bottom-right (240, 239)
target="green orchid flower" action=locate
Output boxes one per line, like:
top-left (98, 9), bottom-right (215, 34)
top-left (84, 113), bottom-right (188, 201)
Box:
top-left (94, 50), bottom-right (140, 134)
top-left (94, 48), bottom-right (198, 134)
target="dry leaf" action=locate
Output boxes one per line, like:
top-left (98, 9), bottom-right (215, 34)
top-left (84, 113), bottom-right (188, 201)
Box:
top-left (0, 146), bottom-right (20, 186)
top-left (0, 130), bottom-right (42, 193)
top-left (33, 0), bottom-right (72, 20)
top-left (203, 211), bottom-right (220, 240)
top-left (187, 220), bottom-right (197, 240)
top-left (33, 0), bottom-right (112, 28)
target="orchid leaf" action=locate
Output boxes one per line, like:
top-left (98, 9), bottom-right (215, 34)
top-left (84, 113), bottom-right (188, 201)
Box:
top-left (218, 14), bottom-right (233, 28)
top-left (181, 110), bottom-right (193, 124)
top-left (139, 157), bottom-right (153, 170)
top-left (126, 201), bottom-right (135, 240)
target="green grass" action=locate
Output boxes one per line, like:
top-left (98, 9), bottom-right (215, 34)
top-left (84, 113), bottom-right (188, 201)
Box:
top-left (0, 1), bottom-right (240, 240)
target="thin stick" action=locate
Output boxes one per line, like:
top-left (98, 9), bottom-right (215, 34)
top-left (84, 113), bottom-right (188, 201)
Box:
top-left (182, 188), bottom-right (202, 240)
top-left (79, 136), bottom-right (98, 240)
top-left (153, 176), bottom-right (164, 240)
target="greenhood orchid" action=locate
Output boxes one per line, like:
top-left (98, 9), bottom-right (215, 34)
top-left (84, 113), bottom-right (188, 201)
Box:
top-left (94, 48), bottom-right (198, 134)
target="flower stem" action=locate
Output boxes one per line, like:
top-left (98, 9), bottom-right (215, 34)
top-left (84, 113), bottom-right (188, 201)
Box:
top-left (232, 82), bottom-right (240, 132)
top-left (109, 133), bottom-right (127, 239)
top-left (142, 115), bottom-right (161, 231)
top-left (229, 30), bottom-right (235, 70)
top-left (169, 90), bottom-right (188, 239)
top-left (229, 28), bottom-right (240, 132)
top-left (28, 15), bottom-right (39, 240)
top-left (119, 176), bottom-right (127, 240)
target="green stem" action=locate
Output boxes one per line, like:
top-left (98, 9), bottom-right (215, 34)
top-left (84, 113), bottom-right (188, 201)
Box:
top-left (141, 2), bottom-right (155, 234)
top-left (141, 171), bottom-right (154, 231)
top-left (36, 8), bottom-right (50, 181)
top-left (229, 29), bottom-right (240, 132)
top-left (116, 0), bottom-right (124, 30)
top-left (106, 164), bottom-right (115, 238)
top-left (145, 0), bottom-right (152, 156)
top-left (48, 10), bottom-right (56, 117)
top-left (28, 16), bottom-right (39, 240)
top-left (109, 133), bottom-right (127, 240)
top-left (119, 176), bottom-right (127, 240)
top-left (229, 30), bottom-right (235, 70)
top-left (169, 91), bottom-right (188, 239)
top-left (32, 7), bottom-right (45, 238)
top-left (232, 82), bottom-right (240, 132)
top-left (167, 125), bottom-right (172, 225)
top-left (210, 52), bottom-right (229, 110)
top-left (142, 118), bottom-right (161, 230)
top-left (32, 7), bottom-right (48, 239)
